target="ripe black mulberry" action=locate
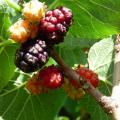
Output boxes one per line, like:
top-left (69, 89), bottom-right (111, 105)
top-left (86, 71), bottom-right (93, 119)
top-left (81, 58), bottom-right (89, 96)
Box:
top-left (15, 38), bottom-right (49, 73)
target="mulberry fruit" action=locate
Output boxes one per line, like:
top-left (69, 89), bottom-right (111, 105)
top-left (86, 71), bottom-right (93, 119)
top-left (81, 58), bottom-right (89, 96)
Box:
top-left (15, 38), bottom-right (49, 73)
top-left (62, 78), bottom-right (85, 100)
top-left (38, 7), bottom-right (73, 45)
top-left (9, 19), bottom-right (38, 43)
top-left (70, 66), bottom-right (99, 88)
top-left (25, 73), bottom-right (48, 95)
top-left (76, 66), bottom-right (99, 88)
top-left (22, 0), bottom-right (46, 23)
top-left (39, 65), bottom-right (64, 89)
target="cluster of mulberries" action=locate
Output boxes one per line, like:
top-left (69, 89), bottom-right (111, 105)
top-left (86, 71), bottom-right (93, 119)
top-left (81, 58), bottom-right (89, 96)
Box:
top-left (9, 0), bottom-right (73, 73)
top-left (9, 0), bottom-right (99, 99)
top-left (25, 64), bottom-right (99, 100)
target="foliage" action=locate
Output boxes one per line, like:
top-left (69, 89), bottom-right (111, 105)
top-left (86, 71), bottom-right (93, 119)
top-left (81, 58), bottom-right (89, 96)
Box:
top-left (0, 0), bottom-right (118, 120)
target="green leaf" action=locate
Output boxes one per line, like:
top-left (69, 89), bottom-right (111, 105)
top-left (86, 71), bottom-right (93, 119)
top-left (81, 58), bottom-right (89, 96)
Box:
top-left (0, 2), bottom-right (11, 40)
top-left (79, 95), bottom-right (111, 120)
top-left (0, 44), bottom-right (18, 91)
top-left (57, 36), bottom-right (88, 67)
top-left (60, 35), bottom-right (97, 49)
top-left (50, 0), bottom-right (120, 39)
top-left (61, 47), bottom-right (87, 67)
top-left (0, 83), bottom-right (66, 120)
top-left (88, 36), bottom-right (114, 82)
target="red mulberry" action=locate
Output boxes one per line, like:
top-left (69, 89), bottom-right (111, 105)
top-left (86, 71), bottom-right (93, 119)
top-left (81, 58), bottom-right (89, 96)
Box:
top-left (38, 7), bottom-right (73, 45)
top-left (39, 65), bottom-right (64, 89)
top-left (70, 66), bottom-right (99, 88)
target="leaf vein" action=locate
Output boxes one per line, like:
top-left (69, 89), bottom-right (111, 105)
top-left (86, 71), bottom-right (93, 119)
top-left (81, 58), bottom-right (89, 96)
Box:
top-left (2, 90), bottom-right (19, 117)
top-left (16, 95), bottom-right (30, 120)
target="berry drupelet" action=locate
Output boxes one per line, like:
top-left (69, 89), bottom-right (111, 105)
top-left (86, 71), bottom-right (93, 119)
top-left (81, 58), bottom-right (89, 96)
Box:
top-left (15, 38), bottom-right (49, 73)
top-left (38, 7), bottom-right (73, 45)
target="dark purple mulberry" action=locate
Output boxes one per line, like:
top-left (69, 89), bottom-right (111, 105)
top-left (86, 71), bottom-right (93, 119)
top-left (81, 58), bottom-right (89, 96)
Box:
top-left (38, 7), bottom-right (73, 45)
top-left (15, 38), bottom-right (49, 73)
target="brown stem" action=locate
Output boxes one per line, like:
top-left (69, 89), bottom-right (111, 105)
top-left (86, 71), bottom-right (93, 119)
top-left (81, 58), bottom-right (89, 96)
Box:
top-left (50, 47), bottom-right (116, 115)
top-left (111, 35), bottom-right (120, 120)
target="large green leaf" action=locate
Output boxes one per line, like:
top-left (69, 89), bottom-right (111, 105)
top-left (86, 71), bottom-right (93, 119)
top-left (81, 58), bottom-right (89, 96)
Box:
top-left (49, 0), bottom-right (120, 39)
top-left (0, 82), bottom-right (66, 120)
top-left (59, 47), bottom-right (87, 67)
top-left (60, 35), bottom-right (97, 49)
top-left (88, 36), bottom-right (114, 82)
top-left (0, 44), bottom-right (18, 91)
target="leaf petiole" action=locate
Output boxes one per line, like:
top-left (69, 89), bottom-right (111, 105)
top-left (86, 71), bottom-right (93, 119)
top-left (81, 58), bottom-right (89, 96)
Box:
top-left (0, 39), bottom-right (15, 47)
top-left (5, 0), bottom-right (22, 12)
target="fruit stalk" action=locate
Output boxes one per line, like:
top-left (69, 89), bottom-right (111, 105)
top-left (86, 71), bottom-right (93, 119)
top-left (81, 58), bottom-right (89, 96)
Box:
top-left (0, 39), bottom-right (14, 47)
